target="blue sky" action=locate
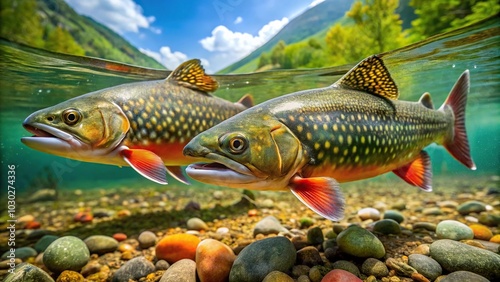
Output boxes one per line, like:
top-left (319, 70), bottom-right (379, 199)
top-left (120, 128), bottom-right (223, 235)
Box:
top-left (64, 0), bottom-right (326, 72)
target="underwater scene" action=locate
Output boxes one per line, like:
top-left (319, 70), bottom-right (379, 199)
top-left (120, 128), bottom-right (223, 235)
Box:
top-left (1, 11), bottom-right (499, 282)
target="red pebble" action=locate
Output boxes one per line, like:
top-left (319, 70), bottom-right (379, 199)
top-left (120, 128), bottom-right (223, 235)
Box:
top-left (74, 211), bottom-right (93, 223)
top-left (25, 221), bottom-right (41, 229)
top-left (248, 209), bottom-right (258, 216)
top-left (113, 233), bottom-right (128, 242)
top-left (321, 269), bottom-right (362, 282)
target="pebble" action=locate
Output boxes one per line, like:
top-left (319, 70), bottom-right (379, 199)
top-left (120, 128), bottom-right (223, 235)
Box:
top-left (331, 260), bottom-right (360, 277)
top-left (3, 262), bottom-right (54, 282)
top-left (18, 214), bottom-right (36, 224)
top-left (293, 265), bottom-right (311, 277)
top-left (309, 265), bottom-right (329, 282)
top-left (261, 198), bottom-right (274, 208)
top-left (155, 233), bottom-right (201, 263)
top-left (159, 259), bottom-right (196, 282)
top-left (25, 221), bottom-right (41, 229)
top-left (80, 261), bottom-right (102, 277)
top-left (430, 239), bottom-right (500, 280)
top-left (155, 260), bottom-right (170, 270)
top-left (413, 222), bottom-right (436, 231)
top-left (437, 200), bottom-right (459, 209)
top-left (435, 220), bottom-right (474, 240)
top-left (296, 246), bottom-right (324, 266)
top-left (73, 211), bottom-right (93, 223)
top-left (412, 244), bottom-right (430, 255)
top-left (383, 210), bottom-right (405, 223)
top-left (373, 219), bottom-right (401, 235)
top-left (196, 239), bottom-right (235, 282)
top-left (229, 236), bottom-right (296, 282)
top-left (299, 217), bottom-right (315, 228)
top-left (84, 235), bottom-right (118, 255)
top-left (112, 233), bottom-right (127, 242)
top-left (187, 217), bottom-right (209, 231)
top-left (321, 269), bottom-right (363, 282)
top-left (357, 208), bottom-right (380, 221)
top-left (253, 215), bottom-right (289, 237)
top-left (111, 256), bottom-right (155, 282)
top-left (440, 270), bottom-right (490, 282)
top-left (1, 247), bottom-right (37, 260)
top-left (216, 227), bottom-right (230, 235)
top-left (490, 234), bottom-right (500, 243)
top-left (43, 236), bottom-right (90, 273)
top-left (336, 225), bottom-right (385, 258)
top-left (184, 200), bottom-right (201, 211)
top-left (422, 207), bottom-right (443, 216)
top-left (262, 271), bottom-right (294, 282)
top-left (408, 254), bottom-right (442, 281)
top-left (361, 258), bottom-right (389, 277)
top-left (468, 224), bottom-right (493, 240)
top-left (307, 227), bottom-right (324, 245)
top-left (457, 200), bottom-right (487, 215)
top-left (478, 214), bottom-right (500, 226)
top-left (56, 270), bottom-right (84, 282)
top-left (138, 230), bottom-right (158, 249)
top-left (385, 258), bottom-right (417, 277)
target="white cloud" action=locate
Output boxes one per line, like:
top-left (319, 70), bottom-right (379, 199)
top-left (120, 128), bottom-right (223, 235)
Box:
top-left (199, 17), bottom-right (289, 67)
top-left (309, 0), bottom-right (325, 8)
top-left (65, 0), bottom-right (156, 34)
top-left (140, 47), bottom-right (189, 70)
top-left (234, 16), bottom-right (243, 24)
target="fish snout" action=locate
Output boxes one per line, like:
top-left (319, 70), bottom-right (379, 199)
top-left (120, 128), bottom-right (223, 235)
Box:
top-left (183, 141), bottom-right (211, 158)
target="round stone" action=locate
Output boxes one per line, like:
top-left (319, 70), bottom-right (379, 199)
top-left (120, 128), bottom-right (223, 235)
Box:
top-left (262, 271), bottom-right (294, 282)
top-left (357, 208), bottom-right (381, 221)
top-left (457, 201), bottom-right (487, 215)
top-left (138, 231), bottom-right (158, 249)
top-left (112, 256), bottom-right (155, 282)
top-left (155, 233), bottom-right (200, 264)
top-left (253, 216), bottom-right (289, 237)
top-left (430, 239), bottom-right (500, 280)
top-left (373, 219), bottom-right (401, 235)
top-left (307, 226), bottom-right (324, 245)
top-left (440, 270), bottom-right (490, 282)
top-left (436, 220), bottom-right (474, 240)
top-left (229, 236), bottom-right (296, 282)
top-left (186, 217), bottom-right (209, 231)
top-left (336, 225), bottom-right (385, 258)
top-left (383, 210), bottom-right (404, 223)
top-left (84, 235), bottom-right (118, 255)
top-left (196, 239), bottom-right (235, 282)
top-left (322, 269), bottom-right (362, 282)
top-left (296, 246), bottom-right (323, 266)
top-left (361, 258), bottom-right (389, 277)
top-left (468, 224), bottom-right (493, 240)
top-left (43, 236), bottom-right (90, 273)
top-left (159, 259), bottom-right (197, 282)
top-left (408, 254), bottom-right (442, 281)
top-left (4, 263), bottom-right (54, 282)
top-left (1, 247), bottom-right (37, 260)
top-left (331, 260), bottom-right (360, 277)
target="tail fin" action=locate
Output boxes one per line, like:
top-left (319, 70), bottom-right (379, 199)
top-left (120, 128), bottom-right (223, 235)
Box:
top-left (440, 70), bottom-right (476, 170)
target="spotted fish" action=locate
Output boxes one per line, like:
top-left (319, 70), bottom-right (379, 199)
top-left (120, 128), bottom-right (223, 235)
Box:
top-left (21, 59), bottom-right (253, 184)
top-left (183, 55), bottom-right (476, 221)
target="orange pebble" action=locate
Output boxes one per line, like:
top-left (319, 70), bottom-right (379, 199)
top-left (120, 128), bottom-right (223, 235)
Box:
top-left (155, 233), bottom-right (200, 264)
top-left (248, 209), bottom-right (258, 216)
top-left (469, 224), bottom-right (493, 241)
top-left (74, 212), bottom-right (93, 223)
top-left (490, 234), bottom-right (500, 243)
top-left (25, 221), bottom-right (41, 229)
top-left (113, 233), bottom-right (127, 242)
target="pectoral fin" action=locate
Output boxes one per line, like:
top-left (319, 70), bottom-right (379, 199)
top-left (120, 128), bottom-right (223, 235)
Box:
top-left (166, 166), bottom-right (190, 185)
top-left (289, 176), bottom-right (345, 221)
top-left (393, 150), bottom-right (432, 191)
top-left (121, 148), bottom-right (168, 185)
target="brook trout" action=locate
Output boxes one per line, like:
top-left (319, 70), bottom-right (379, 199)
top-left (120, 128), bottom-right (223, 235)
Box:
top-left (21, 59), bottom-right (253, 184)
top-left (183, 55), bottom-right (476, 221)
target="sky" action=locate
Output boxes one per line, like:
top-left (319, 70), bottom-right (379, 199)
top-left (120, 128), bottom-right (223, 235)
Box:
top-left (64, 0), bottom-right (326, 72)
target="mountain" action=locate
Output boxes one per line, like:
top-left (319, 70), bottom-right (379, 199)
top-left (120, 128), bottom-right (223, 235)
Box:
top-left (0, 0), bottom-right (164, 69)
top-left (218, 0), bottom-right (353, 74)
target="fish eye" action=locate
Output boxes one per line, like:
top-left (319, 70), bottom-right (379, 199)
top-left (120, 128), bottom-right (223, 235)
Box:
top-left (62, 109), bottom-right (81, 126)
top-left (223, 134), bottom-right (248, 154)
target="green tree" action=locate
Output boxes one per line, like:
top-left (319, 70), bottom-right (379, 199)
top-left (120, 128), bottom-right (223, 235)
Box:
top-left (325, 0), bottom-right (407, 65)
top-left (257, 52), bottom-right (271, 69)
top-left (270, 40), bottom-right (286, 66)
top-left (45, 26), bottom-right (85, 56)
top-left (0, 0), bottom-right (44, 47)
top-left (409, 0), bottom-right (499, 42)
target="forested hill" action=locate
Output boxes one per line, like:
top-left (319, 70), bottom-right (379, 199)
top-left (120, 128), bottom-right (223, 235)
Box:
top-left (0, 0), bottom-right (165, 69)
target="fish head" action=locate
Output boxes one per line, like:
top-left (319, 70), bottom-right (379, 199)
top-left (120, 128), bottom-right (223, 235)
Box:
top-left (184, 112), bottom-right (306, 189)
top-left (21, 95), bottom-right (130, 161)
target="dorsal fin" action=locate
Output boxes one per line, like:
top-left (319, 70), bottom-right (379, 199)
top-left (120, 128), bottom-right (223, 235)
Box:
top-left (236, 94), bottom-right (254, 108)
top-left (419, 92), bottom-right (434, 109)
top-left (167, 59), bottom-right (218, 93)
top-left (334, 55), bottom-right (399, 100)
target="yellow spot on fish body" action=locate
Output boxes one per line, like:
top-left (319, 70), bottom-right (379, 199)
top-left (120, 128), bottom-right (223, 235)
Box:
top-left (325, 141), bottom-right (331, 149)
top-left (318, 151), bottom-right (324, 159)
top-left (343, 149), bottom-right (348, 156)
top-left (341, 124), bottom-right (346, 132)
top-left (313, 124), bottom-right (318, 131)
top-left (323, 124), bottom-right (328, 131)
top-left (361, 136), bottom-right (366, 144)
top-left (141, 112), bottom-right (148, 119)
top-left (306, 132), bottom-right (313, 140)
top-left (352, 146), bottom-right (357, 153)
top-left (365, 147), bottom-right (370, 155)
top-left (347, 135), bottom-right (352, 145)
top-left (314, 143), bottom-right (320, 150)
top-left (333, 147), bottom-right (339, 154)
top-left (355, 155), bottom-right (360, 163)
top-left (333, 124), bottom-right (338, 131)
top-left (297, 125), bottom-right (303, 133)
top-left (338, 135), bottom-right (344, 144)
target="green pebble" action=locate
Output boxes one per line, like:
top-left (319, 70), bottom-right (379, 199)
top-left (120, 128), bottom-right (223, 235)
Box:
top-left (373, 219), bottom-right (401, 235)
top-left (336, 225), bottom-right (385, 258)
top-left (43, 236), bottom-right (90, 273)
top-left (383, 210), bottom-right (405, 223)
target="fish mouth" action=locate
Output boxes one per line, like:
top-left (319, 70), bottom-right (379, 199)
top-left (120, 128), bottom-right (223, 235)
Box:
top-left (21, 122), bottom-right (86, 152)
top-left (185, 153), bottom-right (264, 185)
